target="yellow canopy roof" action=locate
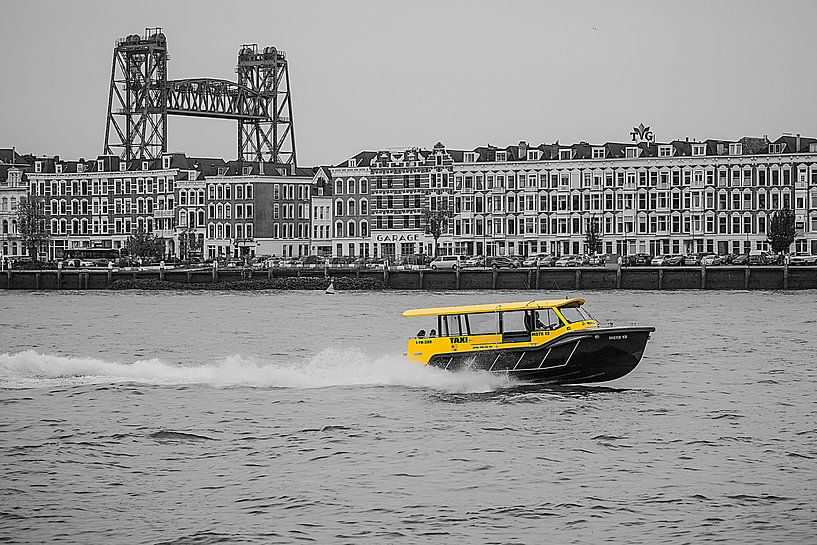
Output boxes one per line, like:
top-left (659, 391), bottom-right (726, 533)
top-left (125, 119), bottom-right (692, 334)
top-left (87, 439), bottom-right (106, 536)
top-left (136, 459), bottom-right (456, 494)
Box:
top-left (403, 298), bottom-right (585, 317)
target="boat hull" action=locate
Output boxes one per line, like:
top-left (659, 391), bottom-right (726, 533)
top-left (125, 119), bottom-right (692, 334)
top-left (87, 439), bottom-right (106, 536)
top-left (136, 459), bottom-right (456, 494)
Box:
top-left (426, 327), bottom-right (654, 384)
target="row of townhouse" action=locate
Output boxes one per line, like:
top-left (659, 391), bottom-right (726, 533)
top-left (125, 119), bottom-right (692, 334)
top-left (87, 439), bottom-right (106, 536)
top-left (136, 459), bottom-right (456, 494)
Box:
top-left (0, 149), bottom-right (30, 259)
top-left (317, 134), bottom-right (817, 259)
top-left (10, 152), bottom-right (315, 262)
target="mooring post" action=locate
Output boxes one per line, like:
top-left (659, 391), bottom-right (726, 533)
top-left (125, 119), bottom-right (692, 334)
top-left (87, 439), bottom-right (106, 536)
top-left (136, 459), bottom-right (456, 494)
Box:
top-left (383, 259), bottom-right (390, 288)
top-left (783, 261), bottom-right (789, 290)
top-left (455, 267), bottom-right (460, 290)
top-left (212, 261), bottom-right (218, 283)
top-left (35, 272), bottom-right (41, 290)
top-left (701, 264), bottom-right (707, 290)
top-left (56, 261), bottom-right (62, 290)
top-left (419, 270), bottom-right (425, 290)
top-left (107, 262), bottom-right (113, 287)
top-left (658, 268), bottom-right (664, 290)
top-left (187, 270), bottom-right (192, 283)
top-left (527, 270), bottom-right (532, 290)
top-left (535, 263), bottom-right (540, 289)
top-left (492, 268), bottom-right (497, 290)
top-left (615, 266), bottom-right (622, 289)
top-left (575, 269), bottom-right (582, 290)
top-left (159, 261), bottom-right (165, 281)
top-left (744, 266), bottom-right (750, 290)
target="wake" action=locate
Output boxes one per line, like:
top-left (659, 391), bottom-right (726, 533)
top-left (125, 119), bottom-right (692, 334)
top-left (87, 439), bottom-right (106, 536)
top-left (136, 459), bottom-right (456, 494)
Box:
top-left (0, 348), bottom-right (512, 393)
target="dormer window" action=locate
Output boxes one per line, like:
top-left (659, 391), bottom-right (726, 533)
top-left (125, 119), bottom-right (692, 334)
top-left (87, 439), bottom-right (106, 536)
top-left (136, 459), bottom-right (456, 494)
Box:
top-left (658, 146), bottom-right (673, 157)
top-left (495, 151), bottom-right (507, 162)
top-left (527, 150), bottom-right (541, 161)
top-left (35, 161), bottom-right (42, 173)
top-left (464, 152), bottom-right (477, 163)
top-left (142, 161), bottom-right (149, 171)
top-left (97, 160), bottom-right (105, 172)
top-left (217, 167), bottom-right (228, 176)
top-left (242, 166), bottom-right (252, 176)
top-left (729, 143), bottom-right (743, 155)
top-left (809, 143), bottom-right (817, 153)
top-left (348, 158), bottom-right (357, 168)
top-left (591, 148), bottom-right (605, 159)
top-left (559, 149), bottom-right (572, 160)
top-left (769, 143), bottom-right (785, 154)
top-left (77, 163), bottom-right (84, 173)
top-left (625, 147), bottom-right (639, 158)
top-left (162, 156), bottom-right (171, 170)
top-left (56, 164), bottom-right (63, 174)
top-left (692, 144), bottom-right (706, 156)
top-left (119, 161), bottom-right (127, 172)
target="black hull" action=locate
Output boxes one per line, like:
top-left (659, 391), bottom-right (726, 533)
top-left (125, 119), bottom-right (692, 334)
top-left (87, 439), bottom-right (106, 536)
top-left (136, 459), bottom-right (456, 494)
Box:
top-left (427, 327), bottom-right (654, 385)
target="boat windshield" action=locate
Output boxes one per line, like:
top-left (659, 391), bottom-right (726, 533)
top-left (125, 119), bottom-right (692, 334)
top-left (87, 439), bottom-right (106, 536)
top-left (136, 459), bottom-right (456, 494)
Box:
top-left (559, 306), bottom-right (595, 323)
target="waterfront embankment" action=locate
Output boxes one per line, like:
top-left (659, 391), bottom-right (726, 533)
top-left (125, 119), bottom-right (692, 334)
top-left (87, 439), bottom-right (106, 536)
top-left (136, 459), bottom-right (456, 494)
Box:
top-left (1, 265), bottom-right (816, 290)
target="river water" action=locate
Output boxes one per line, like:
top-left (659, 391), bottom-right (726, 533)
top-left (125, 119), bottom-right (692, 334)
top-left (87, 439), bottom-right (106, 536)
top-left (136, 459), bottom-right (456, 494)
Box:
top-left (0, 289), bottom-right (815, 544)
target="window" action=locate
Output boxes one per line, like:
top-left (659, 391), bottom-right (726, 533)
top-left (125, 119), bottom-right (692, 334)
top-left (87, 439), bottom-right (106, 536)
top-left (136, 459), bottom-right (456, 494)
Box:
top-left (559, 149), bottom-right (572, 160)
top-left (658, 146), bottom-right (672, 157)
top-left (495, 151), bottom-right (507, 162)
top-left (625, 147), bottom-right (638, 158)
top-left (592, 148), bottom-right (605, 159)
top-left (163, 156), bottom-right (171, 169)
top-left (692, 144), bottom-right (706, 156)
top-left (464, 152), bottom-right (477, 162)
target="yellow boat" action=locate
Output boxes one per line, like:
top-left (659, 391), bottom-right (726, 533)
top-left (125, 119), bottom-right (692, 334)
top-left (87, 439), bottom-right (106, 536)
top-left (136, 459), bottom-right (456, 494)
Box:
top-left (404, 298), bottom-right (654, 384)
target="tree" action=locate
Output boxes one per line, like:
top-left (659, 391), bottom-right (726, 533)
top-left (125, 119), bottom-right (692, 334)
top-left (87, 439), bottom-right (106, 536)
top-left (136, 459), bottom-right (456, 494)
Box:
top-left (16, 195), bottom-right (49, 261)
top-left (125, 227), bottom-right (165, 261)
top-left (178, 228), bottom-right (201, 260)
top-left (766, 207), bottom-right (795, 254)
top-left (584, 217), bottom-right (603, 256)
top-left (423, 206), bottom-right (454, 257)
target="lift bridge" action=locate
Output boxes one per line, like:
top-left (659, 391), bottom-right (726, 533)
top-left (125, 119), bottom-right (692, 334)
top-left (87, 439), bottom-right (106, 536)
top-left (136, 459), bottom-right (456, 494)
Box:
top-left (104, 28), bottom-right (296, 167)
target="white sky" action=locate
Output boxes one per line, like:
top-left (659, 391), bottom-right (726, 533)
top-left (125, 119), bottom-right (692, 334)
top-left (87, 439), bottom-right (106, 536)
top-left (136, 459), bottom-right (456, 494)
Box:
top-left (1, 0), bottom-right (815, 166)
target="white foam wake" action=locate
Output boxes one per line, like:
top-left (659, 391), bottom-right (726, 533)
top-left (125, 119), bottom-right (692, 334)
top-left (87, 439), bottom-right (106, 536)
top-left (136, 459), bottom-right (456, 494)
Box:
top-left (0, 348), bottom-right (512, 393)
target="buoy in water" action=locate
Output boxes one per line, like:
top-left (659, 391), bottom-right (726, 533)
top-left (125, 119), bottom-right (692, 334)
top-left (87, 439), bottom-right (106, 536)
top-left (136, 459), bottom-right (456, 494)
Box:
top-left (325, 280), bottom-right (335, 294)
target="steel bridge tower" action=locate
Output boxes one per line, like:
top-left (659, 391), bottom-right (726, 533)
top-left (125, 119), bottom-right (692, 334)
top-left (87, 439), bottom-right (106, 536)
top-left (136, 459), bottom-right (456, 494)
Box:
top-left (103, 30), bottom-right (297, 169)
top-left (104, 28), bottom-right (168, 161)
top-left (236, 45), bottom-right (296, 167)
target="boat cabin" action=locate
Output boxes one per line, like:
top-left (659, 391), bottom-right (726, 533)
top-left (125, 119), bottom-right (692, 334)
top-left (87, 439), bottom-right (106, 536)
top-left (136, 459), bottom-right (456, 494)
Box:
top-left (403, 298), bottom-right (598, 364)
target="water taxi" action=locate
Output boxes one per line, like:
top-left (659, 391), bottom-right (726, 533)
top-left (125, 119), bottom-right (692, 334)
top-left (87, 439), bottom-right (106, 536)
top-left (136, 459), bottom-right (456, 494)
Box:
top-left (404, 298), bottom-right (654, 384)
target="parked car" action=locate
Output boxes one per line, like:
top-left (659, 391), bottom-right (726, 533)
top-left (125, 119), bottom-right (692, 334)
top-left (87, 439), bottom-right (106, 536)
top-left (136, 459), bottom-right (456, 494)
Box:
top-left (651, 254), bottom-right (683, 266)
top-left (429, 255), bottom-right (466, 270)
top-left (731, 254), bottom-right (749, 265)
top-left (748, 250), bottom-right (775, 265)
top-left (789, 253), bottom-right (817, 265)
top-left (623, 253), bottom-right (652, 266)
top-left (522, 254), bottom-right (557, 268)
top-left (555, 255), bottom-right (586, 267)
top-left (683, 254), bottom-right (704, 266)
top-left (700, 254), bottom-right (726, 266)
top-left (485, 256), bottom-right (521, 269)
top-left (588, 254), bottom-right (607, 266)
top-left (464, 255), bottom-right (485, 268)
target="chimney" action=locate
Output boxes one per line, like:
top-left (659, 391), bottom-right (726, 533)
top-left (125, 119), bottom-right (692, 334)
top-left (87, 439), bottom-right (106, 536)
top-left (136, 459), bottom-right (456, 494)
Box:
top-left (796, 133), bottom-right (801, 152)
top-left (518, 140), bottom-right (528, 160)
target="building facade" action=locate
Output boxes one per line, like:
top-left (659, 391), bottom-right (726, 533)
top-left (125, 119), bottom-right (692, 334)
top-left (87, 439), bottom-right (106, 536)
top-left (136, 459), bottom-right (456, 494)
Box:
top-left (329, 133), bottom-right (817, 259)
top-left (0, 151), bottom-right (30, 261)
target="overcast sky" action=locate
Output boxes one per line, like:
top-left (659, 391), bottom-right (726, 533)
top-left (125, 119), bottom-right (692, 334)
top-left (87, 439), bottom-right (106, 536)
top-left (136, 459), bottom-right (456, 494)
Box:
top-left (1, 0), bottom-right (815, 166)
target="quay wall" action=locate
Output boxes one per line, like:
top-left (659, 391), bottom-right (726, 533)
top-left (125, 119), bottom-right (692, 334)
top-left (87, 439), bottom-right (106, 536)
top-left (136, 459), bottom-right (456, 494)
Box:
top-left (1, 266), bottom-right (816, 291)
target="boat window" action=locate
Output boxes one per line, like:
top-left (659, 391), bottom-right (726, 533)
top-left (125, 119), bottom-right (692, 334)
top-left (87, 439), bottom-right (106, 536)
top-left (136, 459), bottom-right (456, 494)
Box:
top-left (559, 306), bottom-right (593, 323)
top-left (500, 311), bottom-right (528, 334)
top-left (539, 308), bottom-right (562, 330)
top-left (467, 312), bottom-right (497, 335)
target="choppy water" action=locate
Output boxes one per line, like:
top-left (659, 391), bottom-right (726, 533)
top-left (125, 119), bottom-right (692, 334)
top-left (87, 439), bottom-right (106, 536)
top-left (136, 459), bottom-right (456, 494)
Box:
top-left (1, 290), bottom-right (815, 544)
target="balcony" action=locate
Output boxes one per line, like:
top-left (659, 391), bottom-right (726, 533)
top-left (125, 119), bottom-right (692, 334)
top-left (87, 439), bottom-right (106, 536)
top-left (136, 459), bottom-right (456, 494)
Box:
top-left (154, 229), bottom-right (175, 238)
top-left (154, 210), bottom-right (174, 218)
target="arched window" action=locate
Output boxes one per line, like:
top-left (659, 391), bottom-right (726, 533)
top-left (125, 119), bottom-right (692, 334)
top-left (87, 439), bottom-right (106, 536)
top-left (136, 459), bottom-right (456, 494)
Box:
top-left (360, 198), bottom-right (368, 215)
top-left (274, 224), bottom-right (280, 238)
top-left (1, 220), bottom-right (7, 234)
top-left (335, 221), bottom-right (343, 238)
top-left (361, 220), bottom-right (369, 237)
top-left (208, 185), bottom-right (215, 199)
top-left (236, 185), bottom-right (244, 200)
top-left (348, 199), bottom-right (356, 216)
top-left (60, 219), bottom-right (67, 234)
top-left (216, 185), bottom-right (223, 200)
top-left (236, 224), bottom-right (244, 239)
top-left (216, 203), bottom-right (224, 218)
top-left (216, 223), bottom-right (224, 239)
top-left (246, 224), bottom-right (253, 238)
top-left (225, 185), bottom-right (232, 200)
top-left (348, 178), bottom-right (356, 194)
top-left (208, 223), bottom-right (215, 238)
top-left (360, 178), bottom-right (368, 193)
top-left (146, 198), bottom-right (154, 213)
top-left (348, 220), bottom-right (356, 237)
top-left (180, 210), bottom-right (188, 227)
top-left (180, 191), bottom-right (187, 205)
top-left (335, 199), bottom-right (343, 216)
top-left (208, 204), bottom-right (215, 218)
top-left (245, 184), bottom-right (253, 199)
top-left (236, 204), bottom-right (244, 219)
top-left (335, 179), bottom-right (343, 195)
top-left (225, 204), bottom-right (232, 219)
top-left (198, 190), bottom-right (205, 205)
top-left (198, 211), bottom-right (205, 226)
top-left (225, 223), bottom-right (232, 238)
